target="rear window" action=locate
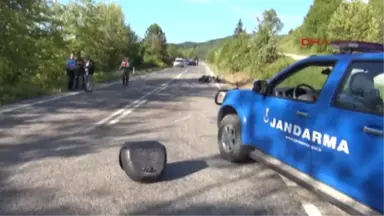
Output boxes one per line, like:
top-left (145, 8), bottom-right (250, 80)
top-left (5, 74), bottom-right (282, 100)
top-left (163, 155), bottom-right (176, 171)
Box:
top-left (332, 60), bottom-right (384, 116)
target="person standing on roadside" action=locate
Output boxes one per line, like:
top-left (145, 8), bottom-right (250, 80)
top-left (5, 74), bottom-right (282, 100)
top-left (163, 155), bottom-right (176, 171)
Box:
top-left (74, 52), bottom-right (85, 90)
top-left (119, 57), bottom-right (131, 86)
top-left (84, 55), bottom-right (95, 92)
top-left (66, 52), bottom-right (77, 91)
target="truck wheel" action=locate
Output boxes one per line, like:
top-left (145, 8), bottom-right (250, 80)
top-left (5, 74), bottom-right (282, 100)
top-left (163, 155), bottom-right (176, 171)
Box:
top-left (218, 114), bottom-right (251, 163)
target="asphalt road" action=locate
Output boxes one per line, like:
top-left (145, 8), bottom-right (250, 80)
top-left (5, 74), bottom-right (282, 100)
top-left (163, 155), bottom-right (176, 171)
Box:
top-left (0, 65), bottom-right (350, 215)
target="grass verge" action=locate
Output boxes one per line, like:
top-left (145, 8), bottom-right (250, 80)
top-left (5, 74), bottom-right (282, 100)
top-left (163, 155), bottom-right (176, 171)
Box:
top-left (207, 56), bottom-right (296, 89)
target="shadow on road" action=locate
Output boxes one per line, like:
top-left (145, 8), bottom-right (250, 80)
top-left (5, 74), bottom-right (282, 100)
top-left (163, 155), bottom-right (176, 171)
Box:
top-left (120, 163), bottom-right (284, 215)
top-left (0, 69), bottom-right (228, 213)
top-left (127, 202), bottom-right (269, 215)
top-left (0, 186), bottom-right (95, 215)
top-left (159, 159), bottom-right (209, 182)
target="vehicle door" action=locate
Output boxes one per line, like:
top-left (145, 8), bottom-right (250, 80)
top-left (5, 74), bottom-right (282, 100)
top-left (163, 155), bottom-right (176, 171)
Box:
top-left (310, 59), bottom-right (384, 213)
top-left (251, 59), bottom-right (338, 174)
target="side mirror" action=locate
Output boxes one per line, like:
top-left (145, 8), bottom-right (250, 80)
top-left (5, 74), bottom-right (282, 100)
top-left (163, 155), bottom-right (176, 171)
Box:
top-left (252, 79), bottom-right (268, 94)
top-left (215, 89), bottom-right (229, 105)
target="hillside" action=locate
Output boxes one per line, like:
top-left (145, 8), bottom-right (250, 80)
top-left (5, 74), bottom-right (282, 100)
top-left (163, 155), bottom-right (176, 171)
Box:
top-left (171, 36), bottom-right (231, 59)
top-left (173, 34), bottom-right (291, 60)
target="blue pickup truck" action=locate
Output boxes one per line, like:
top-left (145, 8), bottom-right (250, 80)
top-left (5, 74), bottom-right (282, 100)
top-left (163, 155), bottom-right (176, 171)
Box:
top-left (214, 41), bottom-right (384, 213)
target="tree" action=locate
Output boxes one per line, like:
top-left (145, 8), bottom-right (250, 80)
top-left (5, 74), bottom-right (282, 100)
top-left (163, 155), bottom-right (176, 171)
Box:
top-left (298, 0), bottom-right (342, 52)
top-left (0, 0), bottom-right (148, 104)
top-left (369, 0), bottom-right (384, 42)
top-left (250, 9), bottom-right (283, 66)
top-left (207, 9), bottom-right (284, 78)
top-left (234, 19), bottom-right (244, 35)
top-left (255, 9), bottom-right (283, 36)
top-left (143, 23), bottom-right (169, 66)
top-left (327, 0), bottom-right (382, 43)
top-left (167, 44), bottom-right (182, 59)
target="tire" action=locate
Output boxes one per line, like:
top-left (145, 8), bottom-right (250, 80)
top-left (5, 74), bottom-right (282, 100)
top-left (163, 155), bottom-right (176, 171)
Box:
top-left (218, 114), bottom-right (251, 163)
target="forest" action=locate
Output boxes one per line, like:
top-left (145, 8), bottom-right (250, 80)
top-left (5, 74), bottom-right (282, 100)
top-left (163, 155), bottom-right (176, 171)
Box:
top-left (1, 0), bottom-right (383, 103)
top-left (0, 0), bottom-right (173, 104)
top-left (202, 0), bottom-right (383, 85)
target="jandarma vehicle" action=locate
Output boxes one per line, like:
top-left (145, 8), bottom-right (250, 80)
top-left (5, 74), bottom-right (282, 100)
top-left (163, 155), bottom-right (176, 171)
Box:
top-left (214, 41), bottom-right (384, 213)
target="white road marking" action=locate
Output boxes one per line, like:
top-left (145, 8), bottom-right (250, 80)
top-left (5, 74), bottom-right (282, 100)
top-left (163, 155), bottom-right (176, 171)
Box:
top-left (104, 69), bottom-right (188, 126)
top-left (279, 174), bottom-right (298, 187)
top-left (0, 69), bottom-right (166, 114)
top-left (8, 69), bottom-right (187, 175)
top-left (171, 113), bottom-right (191, 125)
top-left (302, 202), bottom-right (323, 216)
top-left (93, 90), bottom-right (155, 127)
top-left (0, 92), bottom-right (79, 114)
top-left (108, 99), bottom-right (148, 125)
top-left (251, 149), bottom-right (378, 215)
top-left (203, 62), bottom-right (221, 90)
top-left (70, 154), bottom-right (91, 163)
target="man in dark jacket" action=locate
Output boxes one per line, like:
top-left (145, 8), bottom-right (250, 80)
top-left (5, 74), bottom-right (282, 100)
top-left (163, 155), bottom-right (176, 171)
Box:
top-left (84, 56), bottom-right (95, 91)
top-left (74, 52), bottom-right (85, 90)
top-left (66, 52), bottom-right (77, 91)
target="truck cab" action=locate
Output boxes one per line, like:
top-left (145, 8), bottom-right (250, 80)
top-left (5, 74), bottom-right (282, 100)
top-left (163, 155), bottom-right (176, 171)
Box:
top-left (215, 41), bottom-right (384, 213)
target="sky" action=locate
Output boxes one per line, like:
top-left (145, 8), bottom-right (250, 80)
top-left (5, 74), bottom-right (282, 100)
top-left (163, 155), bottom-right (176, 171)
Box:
top-left (60, 0), bottom-right (314, 43)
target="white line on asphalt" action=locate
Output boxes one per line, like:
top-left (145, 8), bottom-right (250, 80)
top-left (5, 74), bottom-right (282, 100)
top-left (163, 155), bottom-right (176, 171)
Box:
top-left (171, 113), bottom-right (191, 125)
top-left (279, 174), bottom-right (297, 187)
top-left (0, 92), bottom-right (79, 114)
top-left (108, 99), bottom-right (148, 125)
top-left (0, 70), bottom-right (167, 114)
top-left (88, 68), bottom-right (189, 127)
top-left (203, 62), bottom-right (221, 90)
top-left (93, 90), bottom-right (155, 127)
top-left (302, 202), bottom-right (323, 216)
top-left (8, 69), bottom-right (187, 173)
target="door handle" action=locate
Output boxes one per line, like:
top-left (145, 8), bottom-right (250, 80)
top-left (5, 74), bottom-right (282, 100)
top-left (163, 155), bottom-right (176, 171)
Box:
top-left (296, 110), bottom-right (309, 117)
top-left (363, 126), bottom-right (383, 136)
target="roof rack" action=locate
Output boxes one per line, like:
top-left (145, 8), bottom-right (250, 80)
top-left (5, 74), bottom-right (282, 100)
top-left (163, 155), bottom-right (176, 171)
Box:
top-left (331, 40), bottom-right (384, 53)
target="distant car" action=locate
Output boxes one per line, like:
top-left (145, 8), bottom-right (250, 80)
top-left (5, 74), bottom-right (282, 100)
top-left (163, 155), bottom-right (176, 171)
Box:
top-left (173, 58), bottom-right (185, 68)
top-left (214, 40), bottom-right (384, 213)
top-left (187, 59), bottom-right (197, 66)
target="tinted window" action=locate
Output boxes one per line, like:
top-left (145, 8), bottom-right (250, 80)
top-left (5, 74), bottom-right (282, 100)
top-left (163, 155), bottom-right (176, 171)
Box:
top-left (277, 65), bottom-right (332, 89)
top-left (333, 61), bottom-right (384, 116)
top-left (271, 61), bottom-right (336, 103)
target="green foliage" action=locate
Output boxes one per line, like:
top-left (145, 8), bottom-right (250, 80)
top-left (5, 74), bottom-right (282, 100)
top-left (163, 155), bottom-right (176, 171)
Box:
top-left (207, 9), bottom-right (284, 79)
top-left (369, 0), bottom-right (384, 42)
top-left (142, 23), bottom-right (170, 64)
top-left (170, 36), bottom-right (231, 60)
top-left (328, 0), bottom-right (382, 43)
top-left (259, 57), bottom-right (295, 79)
top-left (0, 0), bottom-right (169, 104)
top-left (234, 19), bottom-right (244, 35)
top-left (295, 0), bottom-right (342, 53)
top-left (282, 0), bottom-right (383, 54)
top-left (167, 44), bottom-right (182, 60)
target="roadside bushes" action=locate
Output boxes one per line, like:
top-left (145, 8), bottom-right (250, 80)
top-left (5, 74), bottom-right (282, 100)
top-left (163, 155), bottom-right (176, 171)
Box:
top-left (0, 1), bottom-right (172, 105)
top-left (284, 0), bottom-right (383, 54)
top-left (207, 9), bottom-right (285, 81)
